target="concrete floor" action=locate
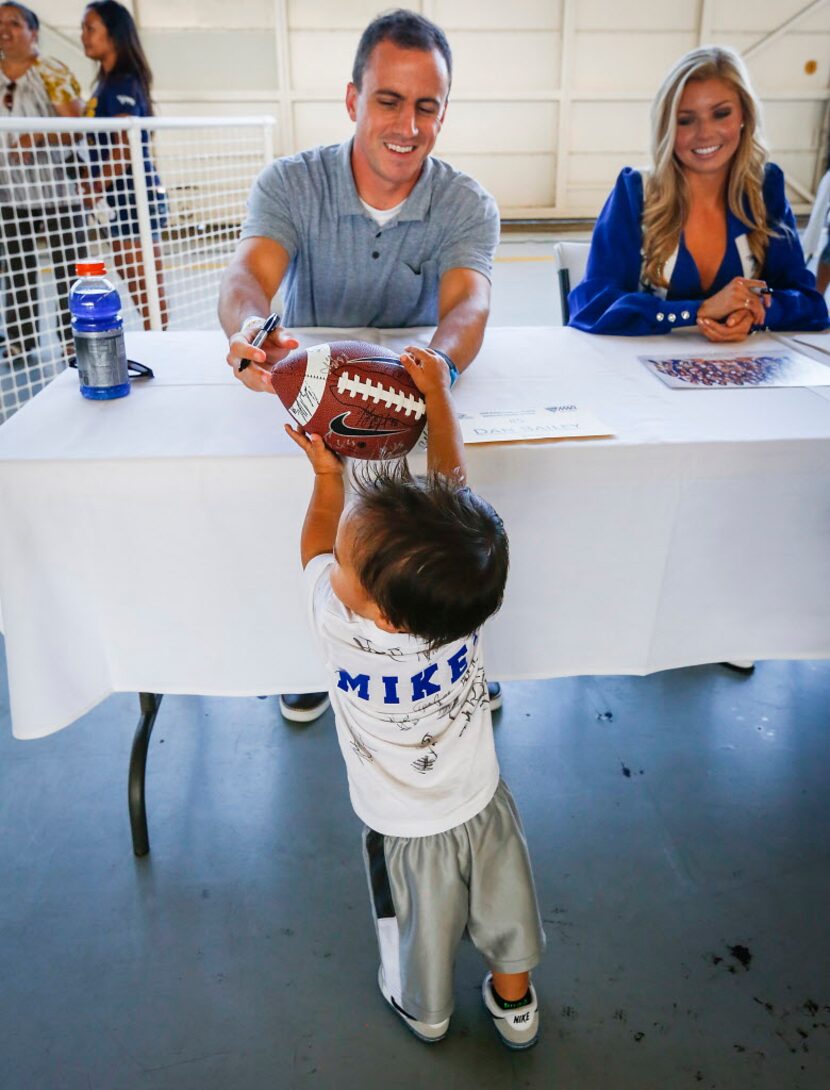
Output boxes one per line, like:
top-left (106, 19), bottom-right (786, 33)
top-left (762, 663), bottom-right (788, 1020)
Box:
top-left (1, 238), bottom-right (830, 1088)
top-left (1, 659), bottom-right (829, 1089)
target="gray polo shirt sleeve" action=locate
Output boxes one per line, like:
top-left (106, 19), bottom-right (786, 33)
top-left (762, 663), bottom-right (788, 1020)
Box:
top-left (240, 157), bottom-right (302, 258)
top-left (435, 175), bottom-right (500, 283)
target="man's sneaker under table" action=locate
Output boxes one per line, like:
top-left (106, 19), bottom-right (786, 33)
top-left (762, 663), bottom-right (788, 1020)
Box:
top-left (378, 966), bottom-right (449, 1043)
top-left (487, 681), bottom-right (503, 711)
top-left (278, 692), bottom-right (330, 722)
top-left (482, 972), bottom-right (539, 1050)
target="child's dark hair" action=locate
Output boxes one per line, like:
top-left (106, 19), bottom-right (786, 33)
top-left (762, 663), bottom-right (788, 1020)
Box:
top-left (350, 462), bottom-right (508, 649)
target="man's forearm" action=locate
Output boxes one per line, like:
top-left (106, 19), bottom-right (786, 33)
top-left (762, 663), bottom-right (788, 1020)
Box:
top-left (218, 238), bottom-right (290, 338)
top-left (218, 265), bottom-right (272, 338)
top-left (430, 268), bottom-right (491, 374)
top-left (300, 474), bottom-right (345, 567)
top-left (430, 297), bottom-right (489, 374)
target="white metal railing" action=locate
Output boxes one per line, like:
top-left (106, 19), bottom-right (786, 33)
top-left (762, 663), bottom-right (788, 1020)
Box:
top-left (0, 115), bottom-right (274, 423)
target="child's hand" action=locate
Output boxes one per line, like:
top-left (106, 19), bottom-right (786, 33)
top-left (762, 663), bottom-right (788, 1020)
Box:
top-left (284, 424), bottom-right (344, 475)
top-left (399, 346), bottom-right (452, 398)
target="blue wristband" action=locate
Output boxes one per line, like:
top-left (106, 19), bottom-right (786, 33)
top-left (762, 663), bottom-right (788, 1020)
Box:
top-left (432, 348), bottom-right (459, 387)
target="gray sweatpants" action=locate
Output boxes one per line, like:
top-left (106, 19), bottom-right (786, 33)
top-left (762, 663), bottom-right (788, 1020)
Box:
top-left (362, 779), bottom-right (546, 1024)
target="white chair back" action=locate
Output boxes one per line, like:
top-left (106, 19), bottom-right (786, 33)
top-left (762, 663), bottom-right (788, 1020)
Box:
top-left (801, 170), bottom-right (830, 271)
top-left (552, 240), bottom-right (591, 324)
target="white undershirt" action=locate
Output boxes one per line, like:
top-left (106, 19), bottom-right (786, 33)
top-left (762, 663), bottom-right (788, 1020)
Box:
top-left (360, 197), bottom-right (405, 227)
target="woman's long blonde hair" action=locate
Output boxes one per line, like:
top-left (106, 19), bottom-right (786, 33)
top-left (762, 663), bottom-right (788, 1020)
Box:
top-left (641, 46), bottom-right (771, 289)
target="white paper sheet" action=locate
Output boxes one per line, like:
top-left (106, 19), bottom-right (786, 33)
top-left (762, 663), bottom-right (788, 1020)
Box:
top-left (639, 349), bottom-right (830, 389)
top-left (459, 405), bottom-right (613, 444)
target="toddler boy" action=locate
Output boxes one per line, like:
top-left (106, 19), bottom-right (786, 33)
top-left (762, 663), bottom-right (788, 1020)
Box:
top-left (285, 346), bottom-right (545, 1048)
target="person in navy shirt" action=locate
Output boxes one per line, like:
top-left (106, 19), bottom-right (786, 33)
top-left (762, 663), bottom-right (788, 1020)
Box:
top-left (80, 0), bottom-right (168, 328)
top-left (569, 45), bottom-right (828, 340)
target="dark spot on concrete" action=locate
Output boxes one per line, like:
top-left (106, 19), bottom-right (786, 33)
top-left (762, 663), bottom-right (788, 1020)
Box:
top-left (694, 1072), bottom-right (703, 1083)
top-left (561, 1006), bottom-right (577, 1019)
top-left (804, 999), bottom-right (819, 1015)
top-left (729, 944), bottom-right (752, 969)
top-left (734, 1044), bottom-right (746, 1052)
top-left (597, 710), bottom-right (613, 721)
top-left (201, 888), bottom-right (210, 899)
top-left (711, 955), bottom-right (723, 966)
top-left (621, 763), bottom-right (632, 778)
top-left (613, 1009), bottom-right (627, 1022)
top-left (797, 1028), bottom-right (809, 1039)
top-left (633, 1031), bottom-right (644, 1042)
top-left (280, 927), bottom-right (294, 937)
top-left (776, 1030), bottom-right (797, 1054)
top-left (753, 997), bottom-right (774, 1014)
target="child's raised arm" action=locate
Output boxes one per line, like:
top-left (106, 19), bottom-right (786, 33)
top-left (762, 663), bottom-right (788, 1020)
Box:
top-left (284, 425), bottom-right (345, 567)
top-left (399, 347), bottom-right (466, 484)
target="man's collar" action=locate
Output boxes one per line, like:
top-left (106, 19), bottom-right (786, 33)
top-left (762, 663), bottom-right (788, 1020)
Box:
top-left (336, 138), bottom-right (434, 223)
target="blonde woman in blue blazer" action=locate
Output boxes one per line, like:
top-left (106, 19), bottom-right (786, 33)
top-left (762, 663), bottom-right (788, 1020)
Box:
top-left (569, 46), bottom-right (828, 339)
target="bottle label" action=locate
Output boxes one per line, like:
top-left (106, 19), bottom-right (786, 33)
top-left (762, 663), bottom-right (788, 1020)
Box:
top-left (74, 329), bottom-right (129, 389)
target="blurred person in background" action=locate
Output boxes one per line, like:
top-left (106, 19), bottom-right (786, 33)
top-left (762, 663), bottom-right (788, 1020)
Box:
top-left (81, 0), bottom-right (168, 329)
top-left (814, 146), bottom-right (830, 297)
top-left (0, 1), bottom-right (84, 365)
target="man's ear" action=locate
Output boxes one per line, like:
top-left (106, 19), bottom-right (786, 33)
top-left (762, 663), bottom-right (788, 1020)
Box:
top-left (345, 82), bottom-right (358, 122)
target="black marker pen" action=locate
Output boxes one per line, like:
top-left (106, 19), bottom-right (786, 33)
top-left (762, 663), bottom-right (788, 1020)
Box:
top-left (238, 312), bottom-right (280, 372)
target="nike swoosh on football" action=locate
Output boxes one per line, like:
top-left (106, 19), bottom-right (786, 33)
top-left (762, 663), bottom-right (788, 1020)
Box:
top-left (329, 413), bottom-right (406, 438)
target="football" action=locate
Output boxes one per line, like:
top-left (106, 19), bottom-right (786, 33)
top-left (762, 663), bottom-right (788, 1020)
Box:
top-left (271, 340), bottom-right (427, 459)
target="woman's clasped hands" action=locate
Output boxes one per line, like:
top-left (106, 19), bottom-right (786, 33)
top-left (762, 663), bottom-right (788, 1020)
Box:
top-left (696, 275), bottom-right (771, 341)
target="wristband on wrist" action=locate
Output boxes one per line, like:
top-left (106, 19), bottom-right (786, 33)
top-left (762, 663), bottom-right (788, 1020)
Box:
top-left (239, 315), bottom-right (265, 339)
top-left (431, 348), bottom-right (459, 387)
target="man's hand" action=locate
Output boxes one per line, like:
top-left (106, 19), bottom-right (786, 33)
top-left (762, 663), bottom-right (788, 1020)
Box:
top-left (227, 318), bottom-right (300, 394)
top-left (697, 310), bottom-right (755, 343)
top-left (399, 345), bottom-right (452, 398)
top-left (284, 424), bottom-right (344, 475)
top-left (698, 276), bottom-right (769, 326)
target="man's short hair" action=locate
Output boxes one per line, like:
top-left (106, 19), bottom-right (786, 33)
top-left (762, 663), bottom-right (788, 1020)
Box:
top-left (352, 8), bottom-right (452, 90)
top-left (350, 462), bottom-right (508, 649)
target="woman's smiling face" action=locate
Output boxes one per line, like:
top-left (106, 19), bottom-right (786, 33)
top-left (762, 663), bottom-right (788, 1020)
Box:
top-left (673, 77), bottom-right (744, 179)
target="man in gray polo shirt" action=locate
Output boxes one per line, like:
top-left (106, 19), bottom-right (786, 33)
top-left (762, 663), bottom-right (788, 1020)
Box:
top-left (218, 9), bottom-right (500, 722)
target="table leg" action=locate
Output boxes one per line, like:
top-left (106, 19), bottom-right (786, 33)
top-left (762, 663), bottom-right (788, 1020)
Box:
top-left (129, 692), bottom-right (163, 857)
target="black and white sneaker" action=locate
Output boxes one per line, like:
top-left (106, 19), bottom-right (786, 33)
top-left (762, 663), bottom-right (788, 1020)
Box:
top-left (378, 966), bottom-right (449, 1043)
top-left (278, 692), bottom-right (330, 722)
top-left (482, 972), bottom-right (539, 1050)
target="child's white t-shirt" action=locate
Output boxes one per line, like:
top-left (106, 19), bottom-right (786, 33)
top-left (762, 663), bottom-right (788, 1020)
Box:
top-left (304, 553), bottom-right (500, 837)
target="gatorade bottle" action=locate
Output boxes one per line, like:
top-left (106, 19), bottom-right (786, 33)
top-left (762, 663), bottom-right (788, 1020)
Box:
top-left (70, 261), bottom-right (130, 400)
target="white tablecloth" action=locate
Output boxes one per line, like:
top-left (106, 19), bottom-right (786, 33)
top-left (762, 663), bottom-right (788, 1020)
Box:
top-left (1, 326), bottom-right (829, 739)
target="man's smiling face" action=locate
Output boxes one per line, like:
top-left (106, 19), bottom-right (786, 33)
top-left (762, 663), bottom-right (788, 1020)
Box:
top-left (346, 39), bottom-right (450, 208)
